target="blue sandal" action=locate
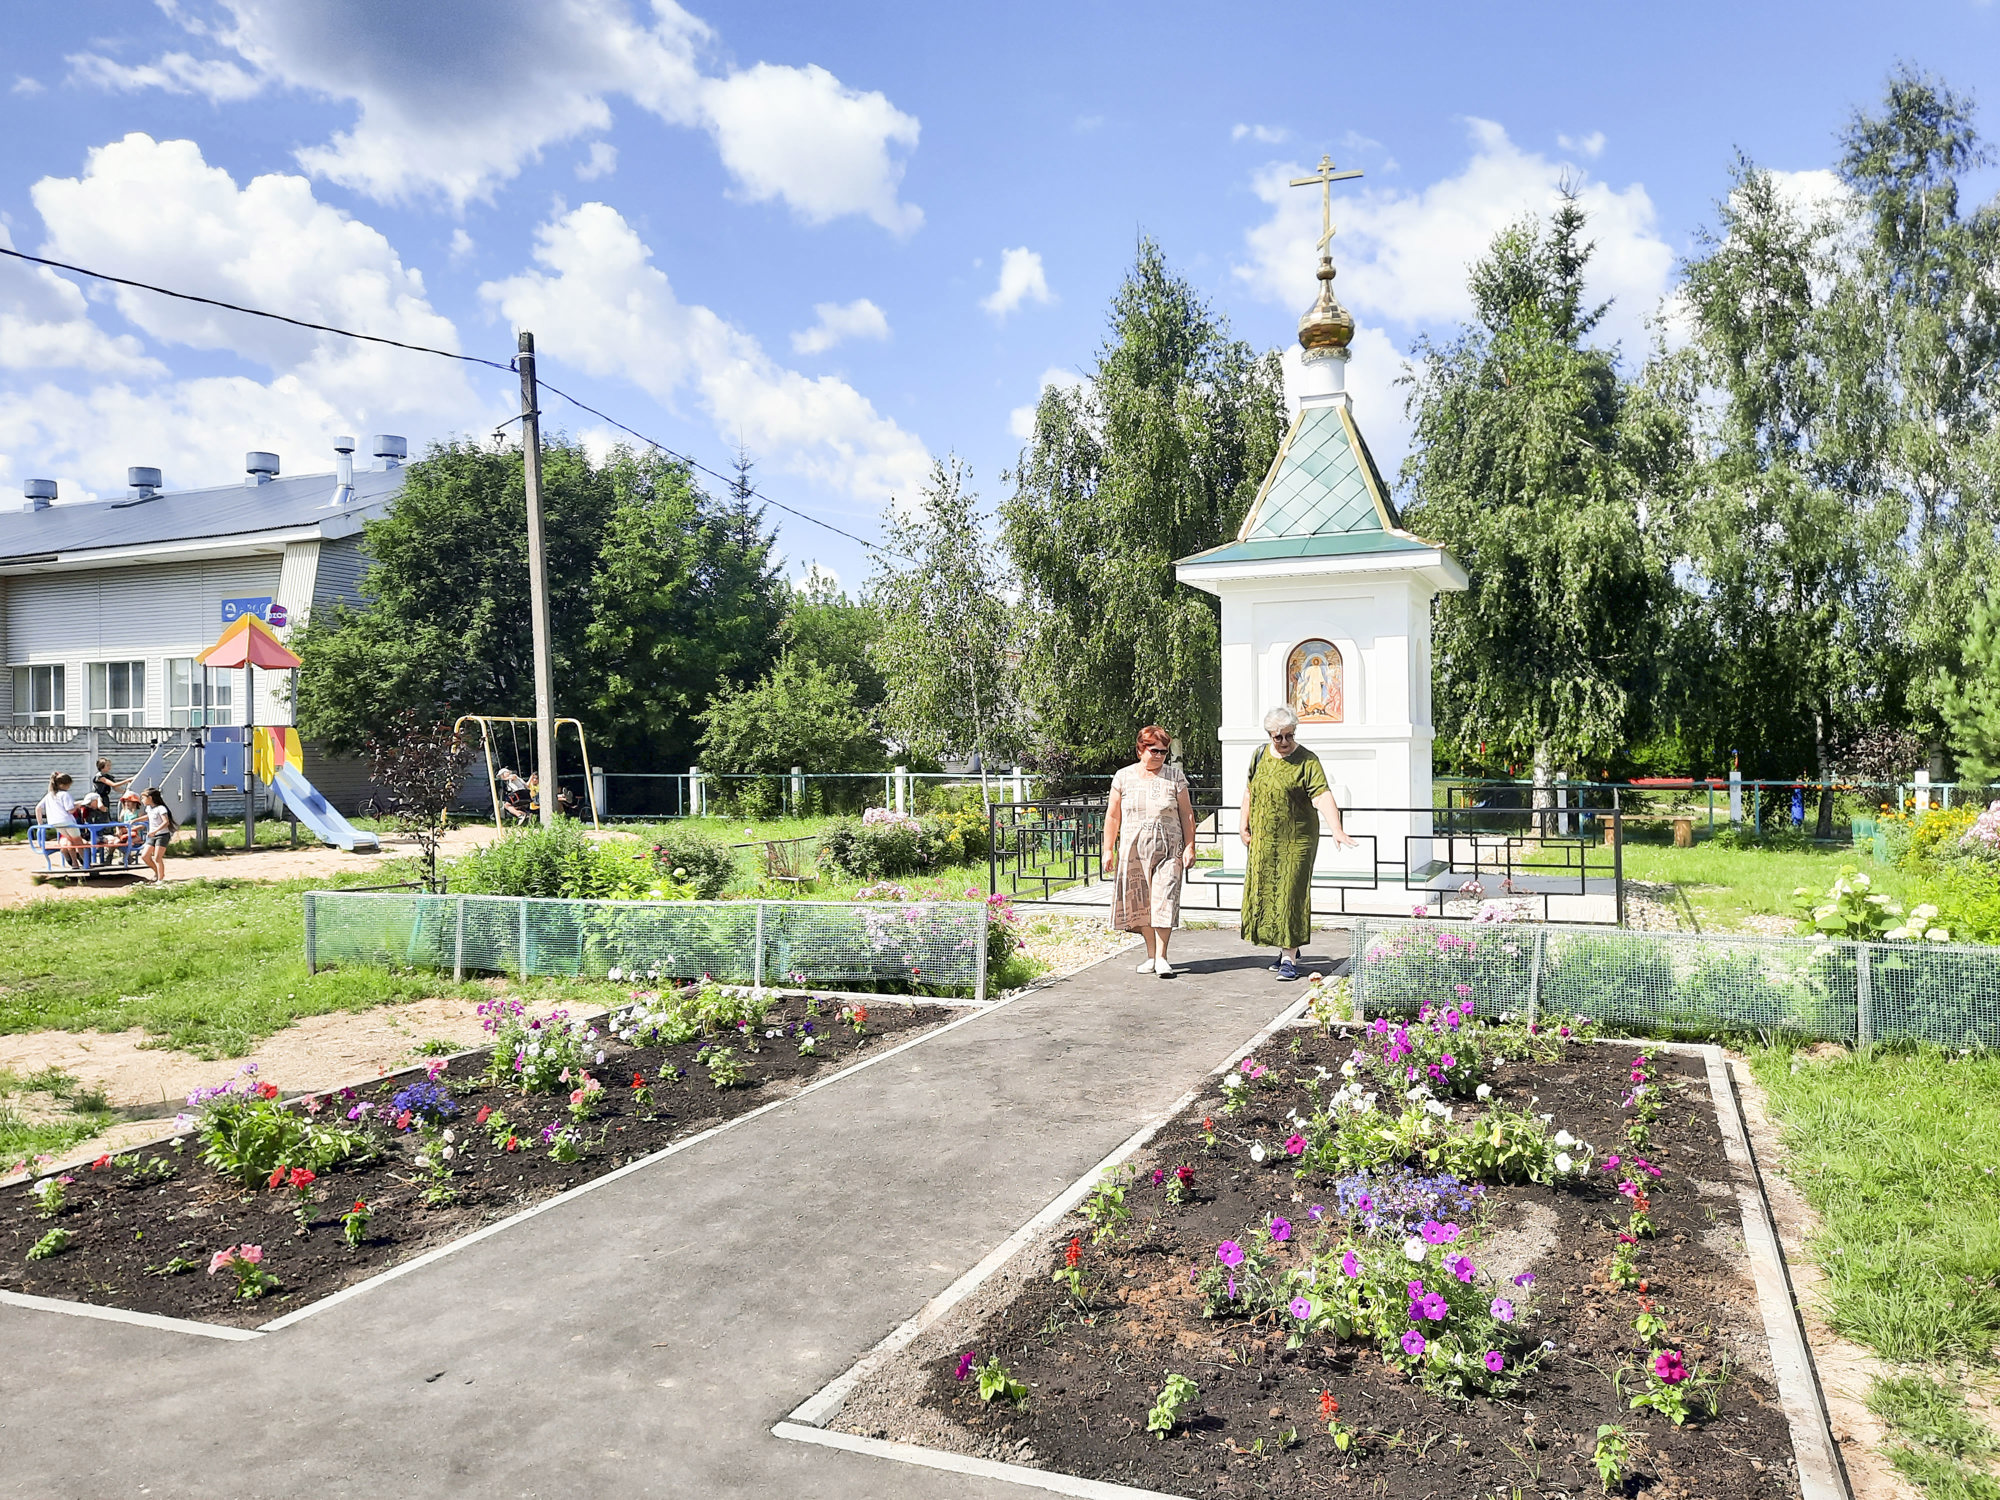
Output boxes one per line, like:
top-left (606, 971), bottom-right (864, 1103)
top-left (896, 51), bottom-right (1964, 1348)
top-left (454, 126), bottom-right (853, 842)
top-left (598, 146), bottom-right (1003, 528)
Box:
top-left (1277, 957), bottom-right (1298, 982)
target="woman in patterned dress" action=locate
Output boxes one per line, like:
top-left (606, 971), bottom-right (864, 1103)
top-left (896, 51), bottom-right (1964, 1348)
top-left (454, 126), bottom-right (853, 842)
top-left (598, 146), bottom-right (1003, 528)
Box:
top-left (1240, 705), bottom-right (1357, 981)
top-left (1100, 726), bottom-right (1198, 978)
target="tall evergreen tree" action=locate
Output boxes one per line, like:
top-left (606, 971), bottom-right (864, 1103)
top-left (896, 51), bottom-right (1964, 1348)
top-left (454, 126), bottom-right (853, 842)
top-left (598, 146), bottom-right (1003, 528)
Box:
top-left (1003, 238), bottom-right (1285, 777)
top-left (1402, 198), bottom-right (1670, 793)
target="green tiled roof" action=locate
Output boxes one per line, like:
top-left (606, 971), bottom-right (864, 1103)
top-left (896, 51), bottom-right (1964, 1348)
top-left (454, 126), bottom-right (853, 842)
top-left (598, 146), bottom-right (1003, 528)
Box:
top-left (1238, 402), bottom-right (1404, 541)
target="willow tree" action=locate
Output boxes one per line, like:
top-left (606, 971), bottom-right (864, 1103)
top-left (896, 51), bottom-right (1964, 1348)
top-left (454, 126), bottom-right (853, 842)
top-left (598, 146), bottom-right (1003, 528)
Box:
top-left (1401, 197), bottom-right (1669, 792)
top-left (1003, 239), bottom-right (1285, 778)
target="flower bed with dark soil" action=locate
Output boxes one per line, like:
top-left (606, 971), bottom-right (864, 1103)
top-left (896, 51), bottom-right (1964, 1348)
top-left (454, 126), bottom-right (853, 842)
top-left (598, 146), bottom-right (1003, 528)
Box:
top-left (0, 994), bottom-right (952, 1328)
top-left (833, 1010), bottom-right (1806, 1500)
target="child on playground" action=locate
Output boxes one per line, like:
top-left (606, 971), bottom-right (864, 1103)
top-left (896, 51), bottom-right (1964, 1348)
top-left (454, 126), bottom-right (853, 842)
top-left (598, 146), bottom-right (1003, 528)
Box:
top-left (112, 792), bottom-right (147, 862)
top-left (36, 772), bottom-right (87, 865)
top-left (140, 787), bottom-right (176, 883)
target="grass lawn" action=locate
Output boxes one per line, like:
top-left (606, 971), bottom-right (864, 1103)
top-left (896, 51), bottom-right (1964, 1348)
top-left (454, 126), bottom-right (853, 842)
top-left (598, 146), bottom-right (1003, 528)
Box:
top-left (0, 1066), bottom-right (112, 1167)
top-left (1751, 1043), bottom-right (2000, 1495)
top-left (0, 875), bottom-right (624, 1058)
top-left (1618, 832), bottom-right (1922, 931)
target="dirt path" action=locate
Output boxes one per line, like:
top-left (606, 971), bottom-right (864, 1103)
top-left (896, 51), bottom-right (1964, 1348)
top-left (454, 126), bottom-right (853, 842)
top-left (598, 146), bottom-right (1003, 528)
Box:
top-left (0, 822), bottom-right (517, 908)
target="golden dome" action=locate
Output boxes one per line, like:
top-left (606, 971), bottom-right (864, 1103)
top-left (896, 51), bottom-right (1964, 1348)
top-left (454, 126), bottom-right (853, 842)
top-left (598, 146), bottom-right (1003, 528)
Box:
top-left (1298, 255), bottom-right (1355, 352)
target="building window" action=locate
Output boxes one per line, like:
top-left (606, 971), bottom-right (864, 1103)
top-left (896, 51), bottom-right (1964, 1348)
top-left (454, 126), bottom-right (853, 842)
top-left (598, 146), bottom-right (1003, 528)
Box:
top-left (11, 664), bottom-right (66, 727)
top-left (88, 660), bottom-right (147, 727)
top-left (167, 658), bottom-right (234, 727)
top-left (1286, 639), bottom-right (1344, 724)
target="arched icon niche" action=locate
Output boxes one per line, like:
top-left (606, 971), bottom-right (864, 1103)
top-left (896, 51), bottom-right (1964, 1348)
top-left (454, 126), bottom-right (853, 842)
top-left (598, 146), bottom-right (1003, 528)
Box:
top-left (1286, 639), bottom-right (1344, 723)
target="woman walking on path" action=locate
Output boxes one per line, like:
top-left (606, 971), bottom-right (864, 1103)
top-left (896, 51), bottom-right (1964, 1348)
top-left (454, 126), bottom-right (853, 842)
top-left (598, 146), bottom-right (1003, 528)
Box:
top-left (1240, 706), bottom-right (1356, 981)
top-left (1102, 727), bottom-right (1198, 978)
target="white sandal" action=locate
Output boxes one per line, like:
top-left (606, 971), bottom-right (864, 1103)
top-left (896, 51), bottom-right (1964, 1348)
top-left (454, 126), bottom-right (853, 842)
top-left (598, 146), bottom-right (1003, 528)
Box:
top-left (1154, 958), bottom-right (1176, 979)
top-left (1134, 957), bottom-right (1156, 973)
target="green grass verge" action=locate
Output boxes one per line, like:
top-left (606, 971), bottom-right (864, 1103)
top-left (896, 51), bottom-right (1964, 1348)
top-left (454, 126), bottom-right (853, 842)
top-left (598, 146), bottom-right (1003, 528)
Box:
top-left (1869, 1373), bottom-right (2000, 1498)
top-left (1618, 834), bottom-right (1922, 931)
top-left (0, 876), bottom-right (625, 1058)
top-left (1749, 1045), bottom-right (2000, 1364)
top-left (0, 1067), bottom-right (113, 1166)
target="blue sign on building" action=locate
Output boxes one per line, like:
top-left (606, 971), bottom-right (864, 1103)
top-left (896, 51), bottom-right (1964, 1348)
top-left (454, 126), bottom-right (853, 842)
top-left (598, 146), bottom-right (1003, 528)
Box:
top-left (220, 596), bottom-right (274, 624)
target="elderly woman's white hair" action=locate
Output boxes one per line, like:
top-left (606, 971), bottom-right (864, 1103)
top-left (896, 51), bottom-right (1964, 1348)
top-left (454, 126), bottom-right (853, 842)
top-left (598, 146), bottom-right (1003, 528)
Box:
top-left (1262, 705), bottom-right (1300, 734)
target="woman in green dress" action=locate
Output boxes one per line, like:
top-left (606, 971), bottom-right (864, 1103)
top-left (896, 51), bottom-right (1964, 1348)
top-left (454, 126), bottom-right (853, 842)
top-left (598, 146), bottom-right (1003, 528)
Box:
top-left (1240, 706), bottom-right (1356, 981)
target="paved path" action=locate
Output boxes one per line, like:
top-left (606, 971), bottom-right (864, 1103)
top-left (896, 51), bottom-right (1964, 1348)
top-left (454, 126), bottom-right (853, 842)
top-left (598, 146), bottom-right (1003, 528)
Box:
top-left (0, 927), bottom-right (1349, 1499)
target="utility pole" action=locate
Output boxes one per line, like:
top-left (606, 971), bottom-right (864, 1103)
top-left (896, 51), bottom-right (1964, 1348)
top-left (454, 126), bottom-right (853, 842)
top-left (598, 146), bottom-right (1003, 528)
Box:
top-left (518, 331), bottom-right (558, 828)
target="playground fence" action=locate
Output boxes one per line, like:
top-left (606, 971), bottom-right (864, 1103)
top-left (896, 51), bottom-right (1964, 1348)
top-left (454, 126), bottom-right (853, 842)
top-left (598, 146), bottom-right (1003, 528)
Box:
top-left (303, 890), bottom-right (989, 998)
top-left (1349, 917), bottom-right (2000, 1050)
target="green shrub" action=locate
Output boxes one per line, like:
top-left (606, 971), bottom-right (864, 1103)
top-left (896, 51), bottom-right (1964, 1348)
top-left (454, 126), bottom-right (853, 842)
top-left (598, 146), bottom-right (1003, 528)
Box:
top-left (821, 809), bottom-right (988, 879)
top-left (650, 827), bottom-right (736, 899)
top-left (449, 823), bottom-right (682, 900)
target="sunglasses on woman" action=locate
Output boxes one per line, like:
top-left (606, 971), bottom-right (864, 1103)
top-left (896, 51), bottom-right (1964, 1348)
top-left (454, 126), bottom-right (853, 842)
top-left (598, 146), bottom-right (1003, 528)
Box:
top-left (1142, 746), bottom-right (1167, 755)
top-left (1270, 732), bottom-right (1296, 744)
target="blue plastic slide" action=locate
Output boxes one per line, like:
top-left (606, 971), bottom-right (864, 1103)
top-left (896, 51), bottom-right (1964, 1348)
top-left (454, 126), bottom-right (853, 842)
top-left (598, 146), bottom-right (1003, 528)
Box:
top-left (269, 763), bottom-right (381, 852)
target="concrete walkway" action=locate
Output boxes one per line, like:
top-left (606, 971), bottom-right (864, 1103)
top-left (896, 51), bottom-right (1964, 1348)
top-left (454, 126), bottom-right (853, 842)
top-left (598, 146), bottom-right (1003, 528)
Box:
top-left (0, 927), bottom-right (1348, 1499)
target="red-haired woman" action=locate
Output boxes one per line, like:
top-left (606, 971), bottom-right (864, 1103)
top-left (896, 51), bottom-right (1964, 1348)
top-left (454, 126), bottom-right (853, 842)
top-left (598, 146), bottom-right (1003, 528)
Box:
top-left (1100, 727), bottom-right (1198, 977)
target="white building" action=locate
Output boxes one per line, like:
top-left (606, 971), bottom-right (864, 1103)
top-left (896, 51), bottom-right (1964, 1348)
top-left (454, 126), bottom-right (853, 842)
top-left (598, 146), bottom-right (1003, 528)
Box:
top-left (1176, 232), bottom-right (1467, 880)
top-left (0, 437), bottom-right (406, 812)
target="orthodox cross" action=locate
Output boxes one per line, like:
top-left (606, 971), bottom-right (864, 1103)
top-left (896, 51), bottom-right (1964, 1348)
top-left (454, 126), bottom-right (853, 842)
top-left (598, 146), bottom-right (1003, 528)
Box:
top-left (1289, 154), bottom-right (1364, 255)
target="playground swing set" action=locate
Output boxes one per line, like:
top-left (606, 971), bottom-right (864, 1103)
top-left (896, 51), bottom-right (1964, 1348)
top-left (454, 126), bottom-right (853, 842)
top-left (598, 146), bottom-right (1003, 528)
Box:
top-left (455, 713), bottom-right (602, 831)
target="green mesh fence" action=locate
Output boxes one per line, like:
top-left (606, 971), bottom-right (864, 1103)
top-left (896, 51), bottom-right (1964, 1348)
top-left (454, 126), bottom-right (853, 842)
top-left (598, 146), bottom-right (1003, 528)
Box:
top-left (1350, 918), bottom-right (2000, 1050)
top-left (304, 892), bottom-right (989, 993)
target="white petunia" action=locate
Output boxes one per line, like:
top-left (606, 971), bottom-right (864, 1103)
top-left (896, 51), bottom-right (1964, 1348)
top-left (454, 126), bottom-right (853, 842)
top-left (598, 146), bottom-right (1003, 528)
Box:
top-left (1225, 1073), bottom-right (1242, 1090)
top-left (1403, 1237), bottom-right (1427, 1263)
top-left (1250, 1143), bottom-right (1267, 1163)
top-left (1554, 1152), bottom-right (1574, 1174)
top-left (1476, 1084), bottom-right (1492, 1100)
top-left (1554, 1130), bottom-right (1574, 1148)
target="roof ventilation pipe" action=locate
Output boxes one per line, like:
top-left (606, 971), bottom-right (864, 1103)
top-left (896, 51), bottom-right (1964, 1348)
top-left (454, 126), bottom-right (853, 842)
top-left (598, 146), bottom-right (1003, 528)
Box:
top-left (370, 434), bottom-right (407, 471)
top-left (246, 451), bottom-right (280, 485)
top-left (127, 467), bottom-right (162, 500)
top-left (331, 435), bottom-right (355, 506)
top-left (23, 479), bottom-right (56, 513)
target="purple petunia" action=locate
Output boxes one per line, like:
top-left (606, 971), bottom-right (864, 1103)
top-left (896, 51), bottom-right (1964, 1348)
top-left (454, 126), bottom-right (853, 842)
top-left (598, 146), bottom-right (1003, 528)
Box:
top-left (1447, 1254), bottom-right (1477, 1283)
top-left (1269, 1216), bottom-right (1292, 1244)
top-left (1401, 1330), bottom-right (1426, 1358)
top-left (1341, 1251), bottom-right (1360, 1278)
top-left (1308, 1203), bottom-right (1325, 1221)
top-left (1289, 1296), bottom-right (1312, 1320)
top-left (955, 1350), bottom-right (977, 1381)
top-left (1216, 1240), bottom-right (1245, 1268)
top-left (1418, 1292), bottom-right (1449, 1321)
top-left (1483, 1350), bottom-right (1505, 1374)
top-left (1419, 1220), bottom-right (1462, 1245)
top-left (1654, 1349), bottom-right (1688, 1385)
top-left (1490, 1297), bottom-right (1515, 1322)
top-left (1226, 1275), bottom-right (1237, 1300)
top-left (1284, 1133), bottom-right (1306, 1157)
top-left (1513, 1271), bottom-right (1536, 1288)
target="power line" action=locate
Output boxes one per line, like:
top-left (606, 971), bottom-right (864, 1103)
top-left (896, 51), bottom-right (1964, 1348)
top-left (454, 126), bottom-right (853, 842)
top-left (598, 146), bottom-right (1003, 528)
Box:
top-left (0, 241), bottom-right (891, 557)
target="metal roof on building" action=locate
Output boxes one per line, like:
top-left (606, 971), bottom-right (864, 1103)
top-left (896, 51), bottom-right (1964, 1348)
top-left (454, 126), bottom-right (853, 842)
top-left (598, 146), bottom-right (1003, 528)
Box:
top-left (0, 467), bottom-right (402, 569)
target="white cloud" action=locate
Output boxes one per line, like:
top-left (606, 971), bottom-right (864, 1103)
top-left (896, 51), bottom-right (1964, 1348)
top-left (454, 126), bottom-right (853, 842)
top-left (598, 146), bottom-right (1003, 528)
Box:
top-left (0, 226), bottom-right (165, 378)
top-left (791, 298), bottom-right (890, 356)
top-left (576, 141), bottom-right (618, 181)
top-left (1557, 131), bottom-right (1607, 159)
top-left (66, 48), bottom-right (263, 102)
top-left (1236, 118), bottom-right (1675, 358)
top-left (0, 134), bottom-right (494, 498)
top-left (1008, 365), bottom-right (1087, 440)
top-left (448, 227), bottom-right (476, 265)
top-left (1232, 123), bottom-right (1289, 144)
top-left (699, 63), bottom-right (921, 234)
top-left (982, 248), bottom-right (1053, 319)
top-left (71, 1), bottom-right (924, 229)
top-left (482, 203), bottom-right (929, 502)
top-left (12, 76), bottom-right (46, 96)
top-left (1764, 167), bottom-right (1851, 220)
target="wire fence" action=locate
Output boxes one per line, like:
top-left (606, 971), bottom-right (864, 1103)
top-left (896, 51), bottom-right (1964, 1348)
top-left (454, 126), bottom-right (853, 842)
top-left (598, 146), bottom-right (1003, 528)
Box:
top-left (1349, 917), bottom-right (2000, 1050)
top-left (304, 891), bottom-right (989, 997)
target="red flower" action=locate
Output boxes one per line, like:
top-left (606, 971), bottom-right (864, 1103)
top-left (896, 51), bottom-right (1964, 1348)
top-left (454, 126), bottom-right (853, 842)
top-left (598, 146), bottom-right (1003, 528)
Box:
top-left (89, 1154), bottom-right (110, 1171)
top-left (351, 1200), bottom-right (367, 1214)
top-left (287, 1168), bottom-right (316, 1190)
top-left (855, 1006), bottom-right (868, 1023)
top-left (1319, 1390), bottom-right (1338, 1419)
top-left (256, 1082), bottom-right (280, 1100)
top-left (631, 1073), bottom-right (645, 1089)
top-left (475, 1106), bottom-right (491, 1125)
top-left (1175, 1164), bottom-right (1194, 1186)
top-left (1638, 1280), bottom-right (1650, 1294)
top-left (1202, 1117), bottom-right (1214, 1133)
top-left (504, 1136), bottom-right (519, 1152)
top-left (395, 1111), bottom-right (412, 1130)
top-left (268, 1166), bottom-right (288, 1189)
top-left (1065, 1235), bottom-right (1081, 1270)
top-left (1617, 1233), bottom-right (1636, 1244)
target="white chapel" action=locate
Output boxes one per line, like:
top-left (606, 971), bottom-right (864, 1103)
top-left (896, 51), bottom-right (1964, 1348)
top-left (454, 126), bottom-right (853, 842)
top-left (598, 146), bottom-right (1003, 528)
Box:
top-left (1174, 157), bottom-right (1467, 880)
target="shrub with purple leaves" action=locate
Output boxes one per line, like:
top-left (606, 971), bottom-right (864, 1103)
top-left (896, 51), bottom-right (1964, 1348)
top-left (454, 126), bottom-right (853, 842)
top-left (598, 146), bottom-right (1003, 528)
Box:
top-left (389, 1079), bottom-right (458, 1128)
top-left (1335, 1167), bottom-right (1485, 1237)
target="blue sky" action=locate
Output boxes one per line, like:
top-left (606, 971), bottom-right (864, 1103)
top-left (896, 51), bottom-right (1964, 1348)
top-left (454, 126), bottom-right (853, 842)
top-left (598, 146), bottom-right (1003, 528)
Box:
top-left (2, 1), bottom-right (1997, 593)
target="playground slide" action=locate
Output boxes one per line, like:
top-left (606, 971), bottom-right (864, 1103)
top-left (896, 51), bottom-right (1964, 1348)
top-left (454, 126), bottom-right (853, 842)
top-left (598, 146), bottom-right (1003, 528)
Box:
top-left (269, 763), bottom-right (381, 852)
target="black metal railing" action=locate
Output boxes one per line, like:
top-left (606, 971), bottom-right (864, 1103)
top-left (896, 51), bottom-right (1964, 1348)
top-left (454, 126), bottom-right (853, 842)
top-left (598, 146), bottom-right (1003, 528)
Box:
top-left (989, 798), bottom-right (1628, 926)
